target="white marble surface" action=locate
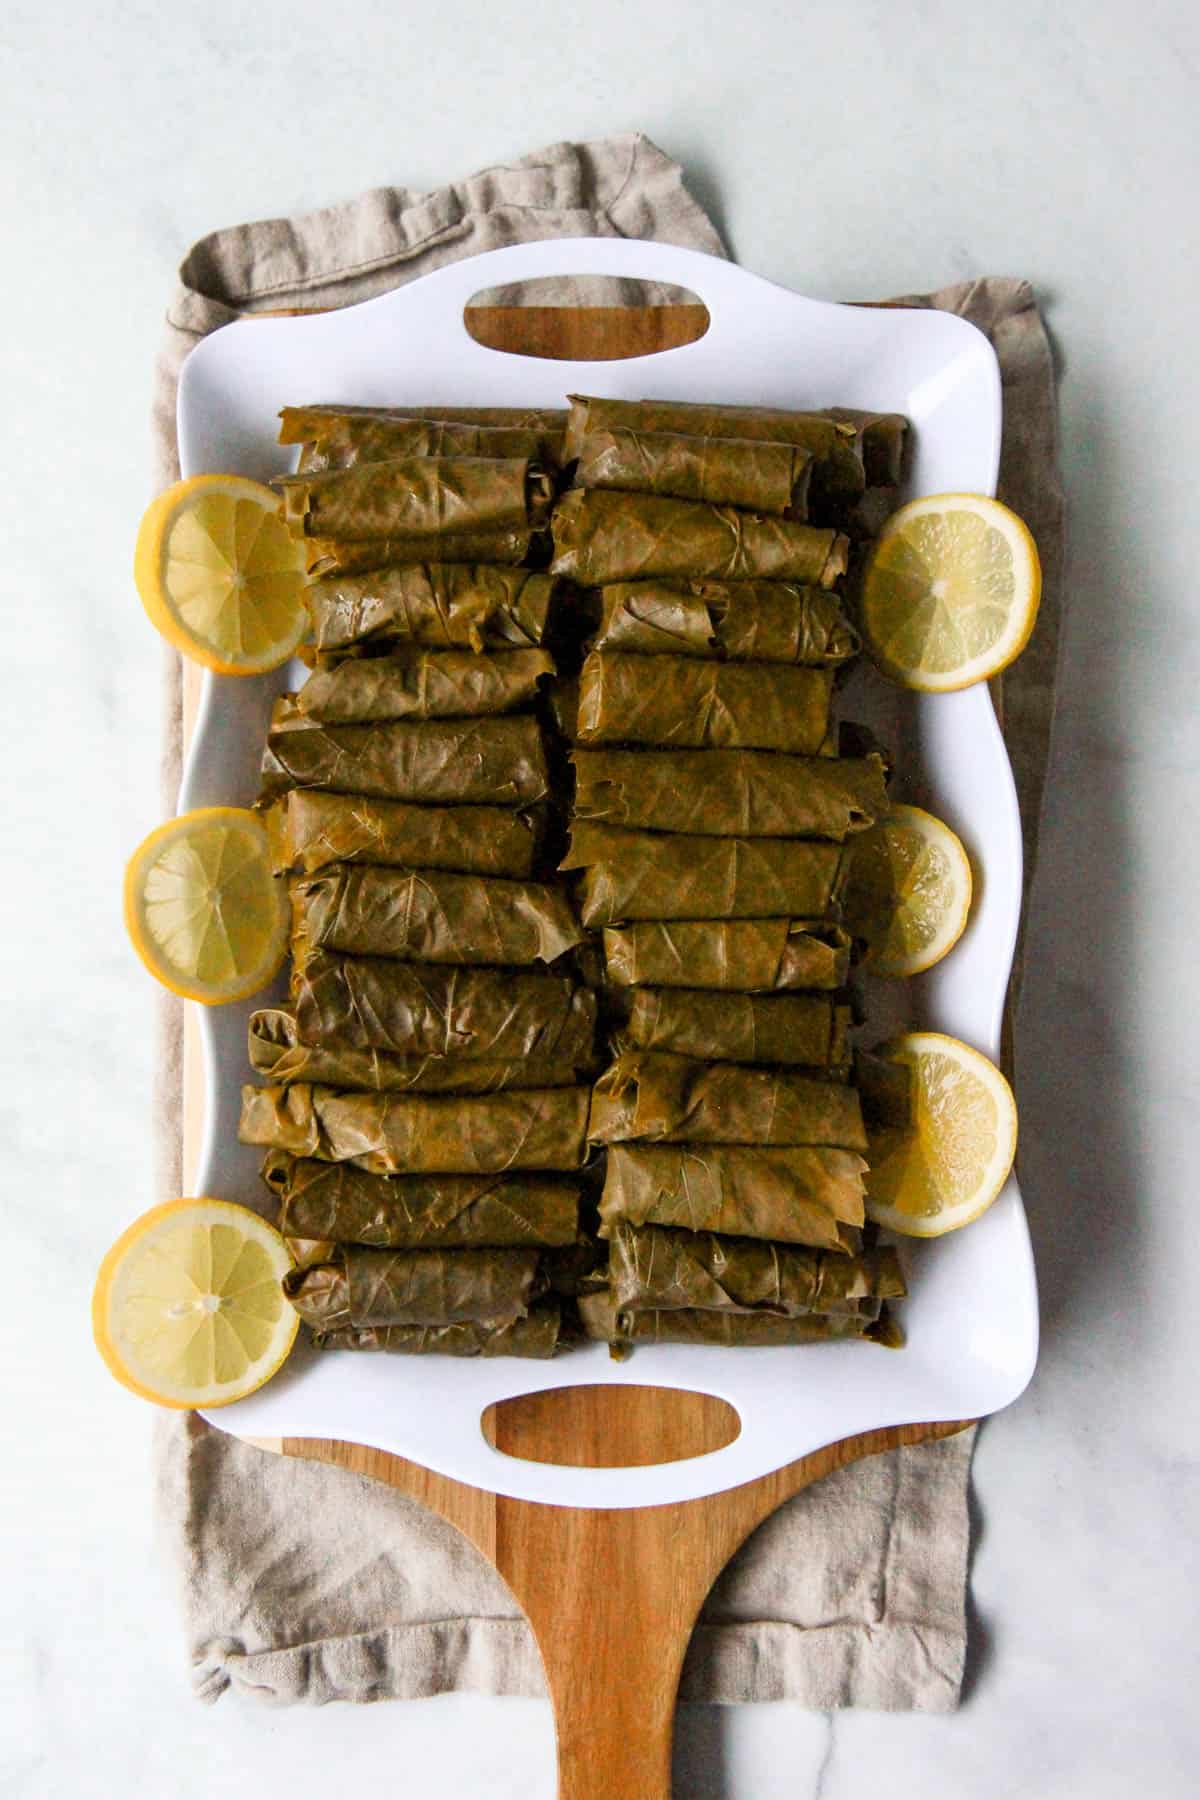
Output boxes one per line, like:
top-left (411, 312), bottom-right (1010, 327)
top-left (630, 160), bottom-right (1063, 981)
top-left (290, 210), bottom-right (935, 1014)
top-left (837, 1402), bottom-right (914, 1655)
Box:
top-left (2, 2), bottom-right (1198, 1795)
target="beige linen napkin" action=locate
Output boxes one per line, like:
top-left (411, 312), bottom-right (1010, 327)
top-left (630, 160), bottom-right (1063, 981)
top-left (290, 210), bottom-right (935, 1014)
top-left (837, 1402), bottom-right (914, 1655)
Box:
top-left (151, 133), bottom-right (1062, 1712)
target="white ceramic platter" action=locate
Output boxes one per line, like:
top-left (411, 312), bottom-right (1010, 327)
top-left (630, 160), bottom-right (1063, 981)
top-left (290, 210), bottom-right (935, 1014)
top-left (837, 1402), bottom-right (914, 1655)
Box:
top-left (178, 237), bottom-right (1037, 1507)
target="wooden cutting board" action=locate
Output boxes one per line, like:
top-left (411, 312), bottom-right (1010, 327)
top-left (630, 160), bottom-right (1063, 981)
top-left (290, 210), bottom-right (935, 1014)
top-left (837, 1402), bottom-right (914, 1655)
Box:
top-left (183, 300), bottom-right (973, 1800)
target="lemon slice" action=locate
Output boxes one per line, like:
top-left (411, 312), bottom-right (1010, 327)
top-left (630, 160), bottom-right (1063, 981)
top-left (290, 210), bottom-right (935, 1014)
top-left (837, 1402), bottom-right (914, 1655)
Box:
top-left (864, 1032), bottom-right (1017, 1237)
top-left (124, 806), bottom-right (289, 1004)
top-left (93, 1198), bottom-right (298, 1408)
top-left (859, 493), bottom-right (1041, 691)
top-left (846, 804), bottom-right (973, 976)
top-left (135, 474), bottom-right (308, 674)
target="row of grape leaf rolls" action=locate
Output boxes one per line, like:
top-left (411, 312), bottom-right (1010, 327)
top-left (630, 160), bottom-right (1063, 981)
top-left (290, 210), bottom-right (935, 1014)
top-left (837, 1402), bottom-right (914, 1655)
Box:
top-left (238, 405), bottom-right (598, 1357)
top-left (546, 395), bottom-right (910, 1351)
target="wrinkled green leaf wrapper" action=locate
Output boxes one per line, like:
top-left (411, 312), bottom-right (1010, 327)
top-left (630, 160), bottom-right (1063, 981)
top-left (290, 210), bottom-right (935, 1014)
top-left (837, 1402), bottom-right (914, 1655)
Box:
top-left (575, 652), bottom-right (833, 754)
top-left (248, 1008), bottom-right (584, 1092)
top-left (592, 579), bottom-right (858, 665)
top-left (577, 1295), bottom-right (886, 1349)
top-left (260, 707), bottom-right (550, 806)
top-left (290, 864), bottom-right (585, 966)
top-left (589, 1052), bottom-right (867, 1150)
top-left (607, 1222), bottom-right (906, 1316)
top-left (277, 456), bottom-right (555, 542)
top-left (575, 427), bottom-right (813, 517)
top-left (602, 919), bottom-right (851, 992)
top-left (291, 951), bottom-right (597, 1061)
top-left (284, 1244), bottom-right (544, 1328)
top-left (561, 822), bottom-right (851, 926)
top-left (239, 1082), bottom-right (590, 1174)
top-left (550, 488), bottom-right (849, 587)
top-left (572, 747), bottom-right (888, 837)
top-left (305, 531), bottom-right (540, 577)
top-left (562, 396), bottom-right (865, 503)
top-left (263, 1151), bottom-right (580, 1249)
top-left (312, 1308), bottom-right (562, 1358)
top-left (279, 409), bottom-right (565, 474)
top-left (621, 988), bottom-right (851, 1069)
top-left (304, 566), bottom-right (555, 652)
top-left (264, 790), bottom-right (541, 880)
top-left (292, 648), bottom-right (553, 722)
top-left (597, 1141), bottom-right (864, 1251)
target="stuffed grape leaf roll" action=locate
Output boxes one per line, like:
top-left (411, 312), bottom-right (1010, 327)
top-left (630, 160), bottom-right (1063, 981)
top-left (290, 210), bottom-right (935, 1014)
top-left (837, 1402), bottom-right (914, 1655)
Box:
top-left (303, 565), bottom-right (555, 654)
top-left (602, 920), bottom-right (851, 992)
top-left (575, 653), bottom-right (833, 754)
top-left (311, 1308), bottom-right (562, 1357)
top-left (283, 1244), bottom-right (543, 1329)
top-left (607, 1222), bottom-right (906, 1316)
top-left (248, 1008), bottom-right (584, 1092)
top-left (277, 456), bottom-right (555, 542)
top-left (588, 1053), bottom-right (868, 1150)
top-left (597, 1141), bottom-right (865, 1250)
top-left (550, 488), bottom-right (849, 587)
top-left (259, 706), bottom-right (550, 806)
top-left (574, 427), bottom-right (813, 516)
top-left (572, 748), bottom-right (887, 837)
top-left (279, 410), bottom-right (564, 474)
top-left (291, 648), bottom-right (553, 723)
top-left (264, 790), bottom-right (542, 880)
top-left (592, 579), bottom-right (858, 665)
top-left (620, 988), bottom-right (850, 1069)
top-left (239, 1082), bottom-right (590, 1174)
top-left (577, 1296), bottom-right (886, 1349)
top-left (305, 530), bottom-right (539, 577)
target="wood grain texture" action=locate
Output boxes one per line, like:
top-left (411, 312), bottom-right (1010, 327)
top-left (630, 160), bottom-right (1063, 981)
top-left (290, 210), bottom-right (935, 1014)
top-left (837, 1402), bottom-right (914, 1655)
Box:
top-left (182, 303), bottom-right (978, 1798)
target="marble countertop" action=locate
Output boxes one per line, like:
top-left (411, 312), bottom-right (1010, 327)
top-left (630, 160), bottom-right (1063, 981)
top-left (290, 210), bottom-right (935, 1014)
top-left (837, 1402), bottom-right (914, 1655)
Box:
top-left (3, 1), bottom-right (1197, 1794)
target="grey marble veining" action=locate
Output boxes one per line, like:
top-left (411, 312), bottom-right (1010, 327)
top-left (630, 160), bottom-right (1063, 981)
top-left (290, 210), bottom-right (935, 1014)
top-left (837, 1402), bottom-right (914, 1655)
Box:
top-left (3, 1), bottom-right (1199, 1795)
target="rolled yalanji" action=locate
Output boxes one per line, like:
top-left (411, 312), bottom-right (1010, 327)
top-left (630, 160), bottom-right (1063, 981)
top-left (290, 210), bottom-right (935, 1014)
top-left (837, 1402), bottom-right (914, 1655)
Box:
top-left (822, 408), bottom-right (909, 486)
top-left (603, 920), bottom-right (852, 992)
top-left (264, 790), bottom-right (542, 880)
top-left (248, 1009), bottom-right (585, 1092)
top-left (305, 530), bottom-right (540, 578)
top-left (291, 647), bottom-right (554, 723)
top-left (562, 396), bottom-right (865, 501)
top-left (597, 1142), bottom-right (864, 1251)
top-left (572, 748), bottom-right (888, 837)
top-left (592, 579), bottom-right (859, 665)
top-left (560, 822), bottom-right (852, 926)
top-left (620, 988), bottom-right (851, 1069)
top-left (574, 428), bottom-right (813, 517)
top-left (259, 706), bottom-right (550, 807)
top-left (304, 566), bottom-right (554, 656)
top-left (263, 1151), bottom-right (581, 1249)
top-left (550, 488), bottom-right (849, 587)
top-left (283, 1244), bottom-right (544, 1330)
top-left (281, 403), bottom-right (567, 435)
top-left (588, 1052), bottom-right (868, 1152)
top-left (291, 950), bottom-right (598, 1061)
top-left (311, 1308), bottom-right (563, 1358)
top-left (279, 411), bottom-right (565, 474)
top-left (239, 1082), bottom-right (591, 1174)
top-left (578, 1295), bottom-right (883, 1349)
top-left (607, 1222), bottom-right (907, 1317)
top-left (290, 864), bottom-right (585, 967)
top-left (277, 456), bottom-right (555, 543)
top-left (575, 652), bottom-right (833, 755)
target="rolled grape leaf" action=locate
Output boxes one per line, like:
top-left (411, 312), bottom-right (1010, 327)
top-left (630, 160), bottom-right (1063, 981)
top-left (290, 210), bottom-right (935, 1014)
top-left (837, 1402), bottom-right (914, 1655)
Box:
top-left (597, 1141), bottom-right (864, 1249)
top-left (264, 1152), bottom-right (580, 1248)
top-left (279, 410), bottom-right (565, 473)
top-left (307, 531), bottom-right (541, 578)
top-left (239, 1082), bottom-right (590, 1174)
top-left (303, 565), bottom-right (555, 653)
top-left (575, 653), bottom-right (833, 754)
top-left (291, 950), bottom-right (597, 1061)
top-left (290, 864), bottom-right (585, 966)
top-left (283, 1244), bottom-right (543, 1328)
top-left (277, 457), bottom-right (555, 542)
top-left (562, 396), bottom-right (865, 502)
top-left (260, 706), bottom-right (549, 806)
top-left (575, 428), bottom-right (812, 517)
top-left (589, 1053), bottom-right (867, 1150)
top-left (248, 1008), bottom-right (584, 1092)
top-left (282, 402), bottom-right (566, 436)
top-left (602, 919), bottom-right (852, 992)
top-left (550, 488), bottom-right (848, 587)
top-left (592, 579), bottom-right (858, 665)
top-left (578, 1295), bottom-right (881, 1349)
top-left (312, 1307), bottom-right (562, 1357)
top-left (572, 748), bottom-right (888, 836)
top-left (607, 1222), bottom-right (906, 1316)
top-left (822, 408), bottom-right (909, 486)
top-left (620, 988), bottom-right (851, 1069)
top-left (560, 823), bottom-right (851, 926)
top-left (264, 790), bottom-right (541, 879)
top-left (291, 648), bottom-right (553, 722)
